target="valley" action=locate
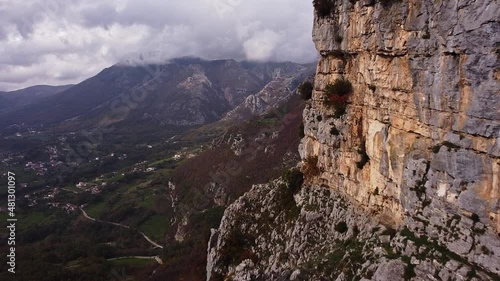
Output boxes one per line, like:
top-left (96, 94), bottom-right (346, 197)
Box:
top-left (0, 58), bottom-right (313, 280)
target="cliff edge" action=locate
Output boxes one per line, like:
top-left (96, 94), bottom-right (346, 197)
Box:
top-left (207, 1), bottom-right (500, 280)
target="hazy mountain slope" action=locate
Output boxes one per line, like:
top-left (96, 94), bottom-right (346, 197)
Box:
top-left (0, 58), bottom-right (314, 132)
top-left (0, 84), bottom-right (73, 113)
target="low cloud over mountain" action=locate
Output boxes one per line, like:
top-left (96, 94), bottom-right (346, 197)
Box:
top-left (0, 0), bottom-right (317, 91)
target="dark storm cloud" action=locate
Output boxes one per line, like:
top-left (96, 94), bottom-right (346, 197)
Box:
top-left (0, 0), bottom-right (317, 91)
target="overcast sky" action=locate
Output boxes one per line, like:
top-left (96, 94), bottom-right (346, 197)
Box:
top-left (0, 0), bottom-right (317, 91)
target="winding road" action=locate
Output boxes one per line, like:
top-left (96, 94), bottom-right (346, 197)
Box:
top-left (107, 256), bottom-right (164, 265)
top-left (62, 188), bottom-right (79, 194)
top-left (79, 207), bottom-right (164, 249)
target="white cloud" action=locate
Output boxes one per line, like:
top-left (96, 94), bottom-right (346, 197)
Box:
top-left (243, 30), bottom-right (282, 61)
top-left (0, 0), bottom-right (317, 91)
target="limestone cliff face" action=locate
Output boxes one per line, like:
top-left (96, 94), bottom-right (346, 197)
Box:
top-left (207, 1), bottom-right (500, 280)
top-left (302, 0), bottom-right (499, 252)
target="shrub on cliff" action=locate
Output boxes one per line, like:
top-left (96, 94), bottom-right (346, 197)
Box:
top-left (330, 127), bottom-right (340, 136)
top-left (283, 169), bottom-right (304, 194)
top-left (219, 227), bottom-right (257, 266)
top-left (298, 81), bottom-right (313, 100)
top-left (278, 170), bottom-right (303, 221)
top-left (299, 122), bottom-right (305, 138)
top-left (334, 221), bottom-right (348, 233)
top-left (303, 156), bottom-right (321, 179)
top-left (313, 0), bottom-right (336, 18)
top-left (324, 79), bottom-right (353, 117)
top-left (325, 79), bottom-right (353, 98)
top-left (356, 142), bottom-right (370, 169)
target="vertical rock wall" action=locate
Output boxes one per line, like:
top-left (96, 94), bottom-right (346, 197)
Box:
top-left (301, 0), bottom-right (500, 273)
top-left (302, 0), bottom-right (499, 233)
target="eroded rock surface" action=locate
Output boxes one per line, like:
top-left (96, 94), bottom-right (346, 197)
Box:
top-left (207, 0), bottom-right (500, 280)
top-left (207, 181), bottom-right (498, 280)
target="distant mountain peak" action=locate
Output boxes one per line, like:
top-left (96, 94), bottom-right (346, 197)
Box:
top-left (0, 60), bottom-right (315, 132)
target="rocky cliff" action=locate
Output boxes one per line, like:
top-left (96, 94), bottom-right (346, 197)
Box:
top-left (207, 1), bottom-right (500, 280)
top-left (303, 0), bottom-right (499, 231)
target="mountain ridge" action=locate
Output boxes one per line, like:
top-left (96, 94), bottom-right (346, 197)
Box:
top-left (0, 84), bottom-right (73, 114)
top-left (0, 59), bottom-right (315, 132)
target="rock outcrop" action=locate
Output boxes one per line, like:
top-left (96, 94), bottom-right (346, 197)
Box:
top-left (207, 181), bottom-right (498, 280)
top-left (207, 0), bottom-right (500, 280)
top-left (223, 76), bottom-right (302, 122)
